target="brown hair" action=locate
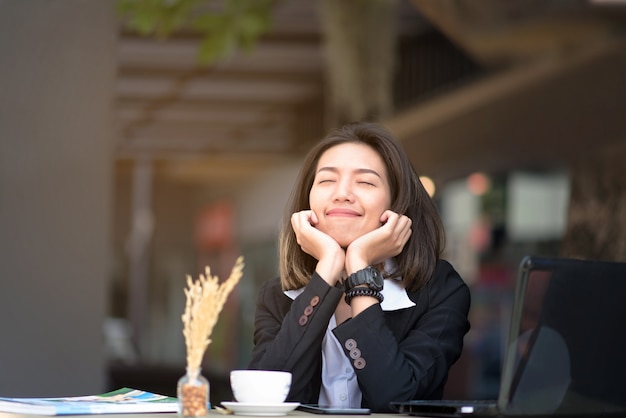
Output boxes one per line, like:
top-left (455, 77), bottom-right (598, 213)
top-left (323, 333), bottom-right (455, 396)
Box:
top-left (278, 121), bottom-right (444, 292)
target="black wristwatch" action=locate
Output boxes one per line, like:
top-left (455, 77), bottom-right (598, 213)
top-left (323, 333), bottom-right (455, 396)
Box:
top-left (344, 266), bottom-right (384, 292)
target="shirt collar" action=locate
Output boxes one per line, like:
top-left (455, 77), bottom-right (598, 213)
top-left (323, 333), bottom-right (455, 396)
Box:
top-left (284, 265), bottom-right (415, 311)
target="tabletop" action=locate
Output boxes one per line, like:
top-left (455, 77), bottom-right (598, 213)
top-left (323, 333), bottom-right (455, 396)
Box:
top-left (0, 411), bottom-right (407, 418)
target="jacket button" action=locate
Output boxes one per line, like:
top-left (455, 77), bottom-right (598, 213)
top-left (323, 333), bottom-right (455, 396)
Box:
top-left (345, 339), bottom-right (357, 350)
top-left (310, 295), bottom-right (320, 306)
top-left (349, 348), bottom-right (361, 360)
top-left (304, 305), bottom-right (314, 316)
top-left (298, 315), bottom-right (308, 326)
top-left (353, 357), bottom-right (366, 369)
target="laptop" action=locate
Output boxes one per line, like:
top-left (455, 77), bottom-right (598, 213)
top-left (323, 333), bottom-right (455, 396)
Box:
top-left (390, 255), bottom-right (626, 417)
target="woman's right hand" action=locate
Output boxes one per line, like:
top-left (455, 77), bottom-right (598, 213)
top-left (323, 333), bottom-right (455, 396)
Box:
top-left (291, 210), bottom-right (345, 285)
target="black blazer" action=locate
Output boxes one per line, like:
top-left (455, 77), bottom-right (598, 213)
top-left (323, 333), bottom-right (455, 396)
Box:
top-left (248, 259), bottom-right (471, 412)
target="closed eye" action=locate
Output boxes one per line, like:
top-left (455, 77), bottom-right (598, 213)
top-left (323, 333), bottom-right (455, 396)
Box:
top-left (317, 179), bottom-right (335, 184)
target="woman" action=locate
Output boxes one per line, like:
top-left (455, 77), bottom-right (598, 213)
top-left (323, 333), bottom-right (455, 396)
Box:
top-left (248, 122), bottom-right (470, 412)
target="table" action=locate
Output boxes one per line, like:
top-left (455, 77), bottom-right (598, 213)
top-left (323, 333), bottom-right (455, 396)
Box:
top-left (0, 411), bottom-right (405, 418)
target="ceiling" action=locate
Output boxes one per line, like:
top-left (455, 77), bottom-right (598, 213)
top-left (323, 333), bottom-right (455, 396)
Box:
top-left (115, 0), bottom-right (626, 187)
top-left (115, 0), bottom-right (427, 185)
top-left (115, 0), bottom-right (322, 185)
top-left (392, 0), bottom-right (626, 183)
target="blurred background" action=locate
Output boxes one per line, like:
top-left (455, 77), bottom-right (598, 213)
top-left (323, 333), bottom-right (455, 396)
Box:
top-left (1, 0), bottom-right (626, 406)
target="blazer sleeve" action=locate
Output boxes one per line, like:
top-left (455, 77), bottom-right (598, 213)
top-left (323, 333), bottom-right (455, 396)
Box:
top-left (248, 272), bottom-right (343, 403)
top-left (332, 260), bottom-right (471, 412)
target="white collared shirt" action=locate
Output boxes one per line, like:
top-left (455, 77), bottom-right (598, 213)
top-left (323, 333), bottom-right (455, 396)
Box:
top-left (284, 270), bottom-right (415, 408)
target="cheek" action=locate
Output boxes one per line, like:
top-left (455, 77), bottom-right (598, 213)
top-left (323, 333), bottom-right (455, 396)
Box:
top-left (367, 194), bottom-right (391, 215)
top-left (308, 188), bottom-right (323, 212)
top-left (308, 188), bottom-right (316, 206)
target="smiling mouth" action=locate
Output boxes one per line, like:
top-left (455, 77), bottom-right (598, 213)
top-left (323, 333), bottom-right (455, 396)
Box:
top-left (326, 209), bottom-right (361, 217)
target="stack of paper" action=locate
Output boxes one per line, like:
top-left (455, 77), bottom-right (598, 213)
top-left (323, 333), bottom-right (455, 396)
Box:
top-left (0, 388), bottom-right (178, 415)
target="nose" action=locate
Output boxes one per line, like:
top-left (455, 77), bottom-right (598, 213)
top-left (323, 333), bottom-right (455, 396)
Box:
top-left (332, 178), bottom-right (354, 202)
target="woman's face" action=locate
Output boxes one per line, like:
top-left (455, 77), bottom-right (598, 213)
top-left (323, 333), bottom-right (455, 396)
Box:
top-left (309, 142), bottom-right (392, 248)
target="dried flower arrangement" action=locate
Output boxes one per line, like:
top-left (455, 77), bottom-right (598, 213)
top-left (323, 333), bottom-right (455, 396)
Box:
top-left (178, 256), bottom-right (244, 417)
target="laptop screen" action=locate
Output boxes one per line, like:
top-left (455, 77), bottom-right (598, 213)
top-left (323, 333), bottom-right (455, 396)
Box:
top-left (498, 256), bottom-right (626, 416)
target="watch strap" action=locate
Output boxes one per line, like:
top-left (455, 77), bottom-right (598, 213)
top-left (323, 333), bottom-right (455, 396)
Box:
top-left (344, 288), bottom-right (384, 305)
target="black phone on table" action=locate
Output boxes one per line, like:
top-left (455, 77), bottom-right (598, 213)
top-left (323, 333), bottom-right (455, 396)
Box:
top-left (297, 404), bottom-right (371, 415)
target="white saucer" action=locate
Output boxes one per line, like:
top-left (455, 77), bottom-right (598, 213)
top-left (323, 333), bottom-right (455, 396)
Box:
top-left (221, 402), bottom-right (300, 416)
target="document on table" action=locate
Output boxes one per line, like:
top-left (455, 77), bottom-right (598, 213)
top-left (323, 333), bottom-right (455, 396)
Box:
top-left (0, 388), bottom-right (179, 415)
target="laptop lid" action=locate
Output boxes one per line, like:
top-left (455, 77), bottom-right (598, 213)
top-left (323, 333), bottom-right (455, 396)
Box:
top-left (498, 256), bottom-right (626, 416)
top-left (390, 256), bottom-right (626, 417)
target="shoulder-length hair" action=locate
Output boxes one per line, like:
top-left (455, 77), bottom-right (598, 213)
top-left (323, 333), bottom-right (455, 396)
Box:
top-left (278, 121), bottom-right (445, 292)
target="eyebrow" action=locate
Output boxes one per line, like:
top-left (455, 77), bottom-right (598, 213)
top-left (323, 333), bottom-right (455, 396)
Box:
top-left (316, 166), bottom-right (383, 179)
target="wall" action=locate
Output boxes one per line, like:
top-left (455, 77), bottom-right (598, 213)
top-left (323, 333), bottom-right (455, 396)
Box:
top-left (236, 158), bottom-right (303, 244)
top-left (0, 1), bottom-right (117, 396)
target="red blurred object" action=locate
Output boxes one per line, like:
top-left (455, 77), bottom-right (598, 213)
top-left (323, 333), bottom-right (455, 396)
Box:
top-left (194, 200), bottom-right (235, 250)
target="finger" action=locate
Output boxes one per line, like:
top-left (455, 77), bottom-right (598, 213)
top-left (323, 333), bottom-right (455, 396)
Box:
top-left (399, 226), bottom-right (412, 246)
top-left (396, 217), bottom-right (412, 241)
top-left (379, 210), bottom-right (395, 224)
top-left (292, 210), bottom-right (310, 227)
top-left (398, 215), bottom-right (412, 232)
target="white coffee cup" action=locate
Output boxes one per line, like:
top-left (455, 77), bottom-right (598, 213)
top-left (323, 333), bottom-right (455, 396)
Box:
top-left (230, 370), bottom-right (292, 404)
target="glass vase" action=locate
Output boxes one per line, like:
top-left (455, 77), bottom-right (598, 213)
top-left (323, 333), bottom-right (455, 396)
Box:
top-left (177, 367), bottom-right (210, 417)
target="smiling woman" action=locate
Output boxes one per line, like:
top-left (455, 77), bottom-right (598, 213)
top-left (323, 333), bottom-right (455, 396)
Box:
top-left (309, 142), bottom-right (392, 249)
top-left (247, 121), bottom-right (470, 412)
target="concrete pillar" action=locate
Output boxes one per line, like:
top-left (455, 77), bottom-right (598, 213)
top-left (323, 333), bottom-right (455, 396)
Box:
top-left (0, 0), bottom-right (117, 396)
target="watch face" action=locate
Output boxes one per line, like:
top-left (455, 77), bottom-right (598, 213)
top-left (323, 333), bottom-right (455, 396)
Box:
top-left (368, 267), bottom-right (384, 289)
top-left (347, 266), bottom-right (384, 291)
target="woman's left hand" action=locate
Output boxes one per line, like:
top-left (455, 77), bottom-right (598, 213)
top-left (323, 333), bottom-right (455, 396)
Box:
top-left (344, 210), bottom-right (412, 273)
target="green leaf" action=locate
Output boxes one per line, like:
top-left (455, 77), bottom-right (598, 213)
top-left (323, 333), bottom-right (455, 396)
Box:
top-left (117, 0), bottom-right (280, 64)
top-left (198, 30), bottom-right (235, 64)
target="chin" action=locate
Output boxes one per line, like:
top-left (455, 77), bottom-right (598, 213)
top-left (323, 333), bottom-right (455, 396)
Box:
top-left (323, 227), bottom-right (363, 249)
top-left (332, 235), bottom-right (357, 249)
